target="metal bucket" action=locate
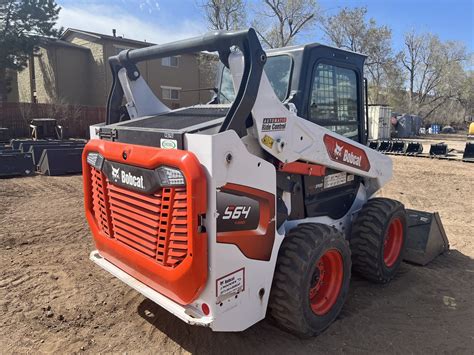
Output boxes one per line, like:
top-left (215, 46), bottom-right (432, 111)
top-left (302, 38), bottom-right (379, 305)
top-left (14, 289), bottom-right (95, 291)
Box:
top-left (378, 140), bottom-right (392, 152)
top-left (429, 143), bottom-right (447, 156)
top-left (404, 209), bottom-right (449, 266)
top-left (390, 141), bottom-right (405, 153)
top-left (405, 142), bottom-right (423, 155)
top-left (0, 152), bottom-right (35, 177)
top-left (369, 141), bottom-right (379, 150)
top-left (38, 148), bottom-right (84, 176)
top-left (462, 142), bottom-right (474, 162)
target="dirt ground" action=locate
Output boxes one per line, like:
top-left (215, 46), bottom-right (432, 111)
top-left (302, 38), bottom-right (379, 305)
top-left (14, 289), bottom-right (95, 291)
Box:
top-left (1, 154), bottom-right (473, 354)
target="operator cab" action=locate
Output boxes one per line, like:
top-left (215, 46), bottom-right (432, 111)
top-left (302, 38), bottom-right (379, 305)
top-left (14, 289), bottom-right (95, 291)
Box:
top-left (218, 44), bottom-right (367, 144)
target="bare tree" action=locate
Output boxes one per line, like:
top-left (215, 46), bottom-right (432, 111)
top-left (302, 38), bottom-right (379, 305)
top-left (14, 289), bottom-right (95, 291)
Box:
top-left (201, 0), bottom-right (246, 30)
top-left (321, 7), bottom-right (394, 103)
top-left (400, 31), bottom-right (427, 111)
top-left (197, 52), bottom-right (219, 102)
top-left (253, 0), bottom-right (319, 48)
top-left (400, 31), bottom-right (468, 120)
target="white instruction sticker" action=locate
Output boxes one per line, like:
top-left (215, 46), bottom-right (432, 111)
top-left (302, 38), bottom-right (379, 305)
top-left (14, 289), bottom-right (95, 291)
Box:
top-left (216, 268), bottom-right (245, 299)
top-left (324, 172), bottom-right (347, 188)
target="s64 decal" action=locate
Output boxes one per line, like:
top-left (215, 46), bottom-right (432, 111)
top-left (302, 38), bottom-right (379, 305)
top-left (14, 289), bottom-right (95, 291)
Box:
top-left (217, 191), bottom-right (259, 231)
top-left (216, 183), bottom-right (275, 261)
top-left (222, 206), bottom-right (252, 221)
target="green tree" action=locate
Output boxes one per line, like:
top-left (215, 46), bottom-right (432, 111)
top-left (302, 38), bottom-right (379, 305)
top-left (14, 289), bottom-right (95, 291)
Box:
top-left (0, 0), bottom-right (62, 102)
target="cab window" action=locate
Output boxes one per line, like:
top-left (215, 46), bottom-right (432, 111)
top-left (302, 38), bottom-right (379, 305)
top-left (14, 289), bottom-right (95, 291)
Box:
top-left (219, 55), bottom-right (292, 103)
top-left (309, 63), bottom-right (359, 141)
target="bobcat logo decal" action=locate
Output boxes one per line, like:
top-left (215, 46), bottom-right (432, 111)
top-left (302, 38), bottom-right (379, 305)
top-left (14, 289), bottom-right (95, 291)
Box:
top-left (323, 134), bottom-right (371, 172)
top-left (111, 166), bottom-right (120, 181)
top-left (334, 142), bottom-right (344, 158)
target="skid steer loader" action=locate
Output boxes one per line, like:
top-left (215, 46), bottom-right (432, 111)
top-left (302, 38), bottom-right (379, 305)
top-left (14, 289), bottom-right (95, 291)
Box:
top-left (83, 29), bottom-right (448, 336)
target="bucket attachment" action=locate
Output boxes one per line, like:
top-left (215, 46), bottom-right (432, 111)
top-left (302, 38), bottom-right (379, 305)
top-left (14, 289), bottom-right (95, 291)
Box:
top-left (11, 139), bottom-right (35, 150)
top-left (18, 140), bottom-right (72, 153)
top-left (369, 141), bottom-right (379, 150)
top-left (378, 140), bottom-right (392, 152)
top-left (0, 149), bottom-right (22, 154)
top-left (429, 143), bottom-right (447, 156)
top-left (28, 142), bottom-right (85, 165)
top-left (38, 148), bottom-right (83, 176)
top-left (404, 209), bottom-right (449, 266)
top-left (390, 140), bottom-right (405, 153)
top-left (0, 152), bottom-right (35, 177)
top-left (462, 142), bottom-right (474, 162)
top-left (405, 142), bottom-right (423, 155)
top-left (30, 118), bottom-right (63, 140)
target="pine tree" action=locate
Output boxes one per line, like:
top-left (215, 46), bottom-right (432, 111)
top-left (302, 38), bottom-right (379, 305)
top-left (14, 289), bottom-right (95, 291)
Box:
top-left (0, 0), bottom-right (62, 102)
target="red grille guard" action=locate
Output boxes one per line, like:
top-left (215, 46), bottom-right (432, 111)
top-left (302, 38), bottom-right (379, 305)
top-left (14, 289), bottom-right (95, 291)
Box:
top-left (82, 139), bottom-right (207, 305)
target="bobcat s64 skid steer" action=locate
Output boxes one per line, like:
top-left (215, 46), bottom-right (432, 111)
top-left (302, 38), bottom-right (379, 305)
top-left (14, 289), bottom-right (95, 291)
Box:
top-left (83, 29), bottom-right (448, 336)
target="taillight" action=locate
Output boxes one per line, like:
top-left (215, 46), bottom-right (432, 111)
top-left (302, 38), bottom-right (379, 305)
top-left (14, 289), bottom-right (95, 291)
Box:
top-left (156, 166), bottom-right (185, 187)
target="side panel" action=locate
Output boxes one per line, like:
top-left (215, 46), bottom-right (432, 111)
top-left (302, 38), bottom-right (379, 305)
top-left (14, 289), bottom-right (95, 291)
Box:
top-left (185, 131), bottom-right (283, 332)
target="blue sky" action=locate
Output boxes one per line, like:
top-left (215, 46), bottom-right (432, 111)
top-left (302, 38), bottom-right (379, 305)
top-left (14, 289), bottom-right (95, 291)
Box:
top-left (56, 0), bottom-right (473, 52)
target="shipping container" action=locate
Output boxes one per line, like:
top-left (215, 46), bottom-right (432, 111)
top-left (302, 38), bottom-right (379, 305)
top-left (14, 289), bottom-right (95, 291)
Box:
top-left (368, 105), bottom-right (391, 140)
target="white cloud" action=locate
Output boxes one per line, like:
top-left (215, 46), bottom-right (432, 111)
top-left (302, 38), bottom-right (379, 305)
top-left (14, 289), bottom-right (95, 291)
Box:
top-left (57, 4), bottom-right (206, 44)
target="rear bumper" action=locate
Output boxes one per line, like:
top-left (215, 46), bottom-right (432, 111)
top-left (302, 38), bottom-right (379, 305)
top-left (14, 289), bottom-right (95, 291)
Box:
top-left (90, 250), bottom-right (213, 327)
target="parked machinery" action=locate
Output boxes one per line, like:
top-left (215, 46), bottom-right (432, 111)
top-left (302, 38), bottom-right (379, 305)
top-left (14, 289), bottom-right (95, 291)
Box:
top-left (83, 29), bottom-right (448, 337)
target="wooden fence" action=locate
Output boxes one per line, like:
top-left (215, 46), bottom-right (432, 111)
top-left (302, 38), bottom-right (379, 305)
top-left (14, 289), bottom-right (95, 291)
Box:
top-left (0, 102), bottom-right (106, 139)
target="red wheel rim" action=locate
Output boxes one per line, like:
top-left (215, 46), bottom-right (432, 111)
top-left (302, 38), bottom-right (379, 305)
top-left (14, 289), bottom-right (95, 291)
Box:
top-left (309, 249), bottom-right (343, 316)
top-left (383, 217), bottom-right (403, 267)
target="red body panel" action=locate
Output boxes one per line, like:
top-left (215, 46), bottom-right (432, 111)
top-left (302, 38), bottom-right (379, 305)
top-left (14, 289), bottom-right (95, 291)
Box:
top-left (82, 139), bottom-right (207, 305)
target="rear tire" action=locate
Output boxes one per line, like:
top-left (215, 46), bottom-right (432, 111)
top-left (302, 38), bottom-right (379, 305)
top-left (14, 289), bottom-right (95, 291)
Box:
top-left (269, 223), bottom-right (351, 337)
top-left (350, 198), bottom-right (407, 283)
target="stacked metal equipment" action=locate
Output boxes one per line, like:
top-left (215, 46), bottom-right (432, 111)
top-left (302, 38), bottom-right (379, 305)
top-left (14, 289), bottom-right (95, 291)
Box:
top-left (1, 119), bottom-right (86, 177)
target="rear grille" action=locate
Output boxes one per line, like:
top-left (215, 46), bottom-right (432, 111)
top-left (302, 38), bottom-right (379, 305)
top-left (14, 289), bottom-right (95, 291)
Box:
top-left (90, 167), bottom-right (189, 268)
top-left (90, 169), bottom-right (112, 237)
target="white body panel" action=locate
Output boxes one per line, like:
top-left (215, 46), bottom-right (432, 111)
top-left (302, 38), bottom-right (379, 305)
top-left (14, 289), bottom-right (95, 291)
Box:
top-left (228, 52), bottom-right (393, 196)
top-left (89, 122), bottom-right (106, 139)
top-left (184, 131), bottom-right (283, 331)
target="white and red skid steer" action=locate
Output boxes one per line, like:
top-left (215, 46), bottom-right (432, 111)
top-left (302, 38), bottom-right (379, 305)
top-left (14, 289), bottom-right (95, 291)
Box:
top-left (83, 29), bottom-right (449, 336)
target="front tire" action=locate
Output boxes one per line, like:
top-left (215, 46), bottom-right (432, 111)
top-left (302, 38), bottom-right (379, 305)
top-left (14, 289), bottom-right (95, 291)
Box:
top-left (350, 198), bottom-right (407, 283)
top-left (269, 223), bottom-right (351, 337)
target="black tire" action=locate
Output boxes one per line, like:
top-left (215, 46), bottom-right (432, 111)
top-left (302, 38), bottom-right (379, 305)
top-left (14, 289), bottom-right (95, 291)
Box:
top-left (350, 198), bottom-right (407, 284)
top-left (269, 223), bottom-right (351, 337)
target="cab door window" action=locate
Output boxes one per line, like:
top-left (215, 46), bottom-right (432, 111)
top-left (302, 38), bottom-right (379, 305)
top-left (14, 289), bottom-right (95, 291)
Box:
top-left (309, 63), bottom-right (359, 141)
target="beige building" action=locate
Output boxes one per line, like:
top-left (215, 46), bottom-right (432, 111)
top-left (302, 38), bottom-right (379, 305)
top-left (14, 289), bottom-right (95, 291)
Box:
top-left (13, 29), bottom-right (216, 108)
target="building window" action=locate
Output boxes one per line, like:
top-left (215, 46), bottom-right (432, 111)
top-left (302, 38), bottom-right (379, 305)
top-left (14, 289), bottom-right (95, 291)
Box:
top-left (162, 56), bottom-right (179, 67)
top-left (162, 86), bottom-right (181, 100)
